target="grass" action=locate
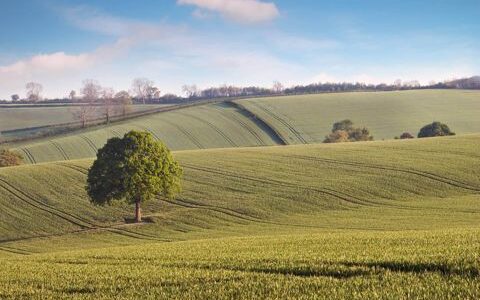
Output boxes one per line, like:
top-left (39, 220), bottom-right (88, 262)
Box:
top-left (0, 104), bottom-right (168, 131)
top-left (239, 89), bottom-right (480, 143)
top-left (9, 89), bottom-right (480, 164)
top-left (0, 135), bottom-right (479, 298)
top-left (12, 102), bottom-right (278, 164)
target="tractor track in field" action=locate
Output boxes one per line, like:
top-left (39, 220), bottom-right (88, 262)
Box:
top-left (0, 246), bottom-right (32, 255)
top-left (20, 147), bottom-right (36, 164)
top-left (161, 119), bottom-right (204, 149)
top-left (80, 135), bottom-right (98, 153)
top-left (110, 129), bottom-right (122, 137)
top-left (182, 163), bottom-right (385, 208)
top-left (176, 112), bottom-right (238, 147)
top-left (207, 106), bottom-right (266, 145)
top-left (0, 178), bottom-right (93, 229)
top-left (250, 102), bottom-right (307, 144)
top-left (50, 141), bottom-right (69, 161)
top-left (54, 163), bottom-right (88, 175)
top-left (284, 155), bottom-right (480, 192)
top-left (0, 178), bottom-right (168, 246)
top-left (162, 198), bottom-right (333, 229)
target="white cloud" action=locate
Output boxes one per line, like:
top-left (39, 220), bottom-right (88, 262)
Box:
top-left (0, 52), bottom-right (92, 75)
top-left (177, 0), bottom-right (279, 24)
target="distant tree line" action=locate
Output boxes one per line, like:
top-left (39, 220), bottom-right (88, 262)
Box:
top-left (2, 76), bottom-right (479, 105)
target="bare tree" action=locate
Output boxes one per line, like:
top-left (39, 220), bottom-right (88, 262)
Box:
top-left (25, 82), bottom-right (43, 102)
top-left (80, 79), bottom-right (102, 102)
top-left (72, 105), bottom-right (97, 128)
top-left (131, 78), bottom-right (154, 104)
top-left (115, 91), bottom-right (132, 117)
top-left (182, 84), bottom-right (199, 98)
top-left (272, 81), bottom-right (284, 94)
top-left (102, 87), bottom-right (115, 123)
top-left (73, 79), bottom-right (101, 128)
top-left (11, 94), bottom-right (20, 102)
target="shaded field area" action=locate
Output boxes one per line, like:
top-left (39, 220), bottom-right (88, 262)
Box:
top-left (239, 89), bottom-right (480, 143)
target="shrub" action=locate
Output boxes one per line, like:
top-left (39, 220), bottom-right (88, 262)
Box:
top-left (418, 122), bottom-right (455, 138)
top-left (400, 132), bottom-right (414, 139)
top-left (324, 120), bottom-right (373, 143)
top-left (0, 149), bottom-right (23, 167)
top-left (323, 130), bottom-right (350, 143)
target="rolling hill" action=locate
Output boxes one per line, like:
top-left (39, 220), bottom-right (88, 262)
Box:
top-left (0, 135), bottom-right (479, 298)
top-left (8, 89), bottom-right (480, 164)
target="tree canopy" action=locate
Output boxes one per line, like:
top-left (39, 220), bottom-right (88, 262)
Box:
top-left (324, 120), bottom-right (373, 143)
top-left (0, 149), bottom-right (23, 167)
top-left (418, 122), bottom-right (455, 138)
top-left (86, 130), bottom-right (183, 222)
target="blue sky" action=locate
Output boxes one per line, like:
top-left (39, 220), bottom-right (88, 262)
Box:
top-left (0, 0), bottom-right (479, 99)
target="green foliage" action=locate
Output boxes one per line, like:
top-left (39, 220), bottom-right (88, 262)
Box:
top-left (400, 132), bottom-right (414, 139)
top-left (87, 131), bottom-right (182, 220)
top-left (418, 122), bottom-right (456, 138)
top-left (332, 119), bottom-right (354, 132)
top-left (324, 120), bottom-right (373, 143)
top-left (0, 149), bottom-right (23, 167)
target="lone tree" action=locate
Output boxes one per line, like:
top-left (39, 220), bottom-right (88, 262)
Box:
top-left (86, 131), bottom-right (182, 223)
top-left (418, 122), bottom-right (455, 138)
top-left (0, 149), bottom-right (23, 167)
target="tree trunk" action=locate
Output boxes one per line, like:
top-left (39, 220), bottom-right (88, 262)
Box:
top-left (135, 200), bottom-right (142, 223)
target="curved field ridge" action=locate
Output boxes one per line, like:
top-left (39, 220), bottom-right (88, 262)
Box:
top-left (14, 103), bottom-right (279, 164)
top-left (239, 89), bottom-right (480, 143)
top-left (11, 90), bottom-right (480, 164)
top-left (0, 135), bottom-right (480, 298)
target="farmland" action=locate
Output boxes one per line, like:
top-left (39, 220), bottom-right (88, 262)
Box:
top-left (0, 104), bottom-right (169, 131)
top-left (8, 89), bottom-right (480, 164)
top-left (1, 134), bottom-right (479, 298)
top-left (240, 89), bottom-right (480, 143)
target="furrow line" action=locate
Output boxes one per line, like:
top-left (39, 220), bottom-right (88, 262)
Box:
top-left (177, 112), bottom-right (238, 147)
top-left (287, 155), bottom-right (480, 192)
top-left (50, 141), bottom-right (69, 161)
top-left (182, 163), bottom-right (376, 207)
top-left (161, 119), bottom-right (204, 149)
top-left (251, 102), bottom-right (307, 144)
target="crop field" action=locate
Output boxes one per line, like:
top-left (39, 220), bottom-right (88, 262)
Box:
top-left (12, 102), bottom-right (278, 164)
top-left (8, 89), bottom-right (480, 164)
top-left (239, 89), bottom-right (480, 143)
top-left (0, 104), bottom-right (169, 131)
top-left (0, 135), bottom-right (479, 298)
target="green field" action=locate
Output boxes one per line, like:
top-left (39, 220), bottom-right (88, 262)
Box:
top-left (1, 135), bottom-right (479, 298)
top-left (240, 89), bottom-right (480, 143)
top-left (0, 104), bottom-right (169, 131)
top-left (8, 89), bottom-right (480, 164)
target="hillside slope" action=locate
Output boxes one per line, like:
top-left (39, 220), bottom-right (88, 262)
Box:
top-left (1, 135), bottom-right (479, 253)
top-left (1, 135), bottom-right (479, 298)
top-left (9, 90), bottom-right (480, 164)
top-left (239, 89), bottom-right (480, 143)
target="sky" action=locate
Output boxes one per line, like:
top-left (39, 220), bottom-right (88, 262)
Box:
top-left (0, 0), bottom-right (479, 99)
